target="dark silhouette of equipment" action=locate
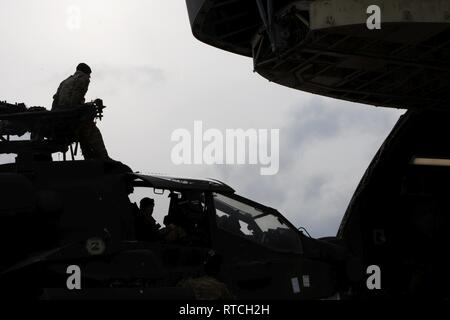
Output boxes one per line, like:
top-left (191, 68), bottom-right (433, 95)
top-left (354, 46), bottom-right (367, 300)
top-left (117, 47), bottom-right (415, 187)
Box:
top-left (0, 120), bottom-right (354, 300)
top-left (0, 99), bottom-right (105, 162)
top-left (186, 0), bottom-right (450, 110)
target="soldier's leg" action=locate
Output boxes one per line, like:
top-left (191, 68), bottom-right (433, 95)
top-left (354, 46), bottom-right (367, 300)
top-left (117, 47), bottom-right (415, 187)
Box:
top-left (89, 124), bottom-right (109, 159)
top-left (78, 122), bottom-right (109, 160)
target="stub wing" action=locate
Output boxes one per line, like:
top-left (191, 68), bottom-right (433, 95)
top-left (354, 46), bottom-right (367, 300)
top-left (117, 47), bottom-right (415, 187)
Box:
top-left (187, 0), bottom-right (450, 110)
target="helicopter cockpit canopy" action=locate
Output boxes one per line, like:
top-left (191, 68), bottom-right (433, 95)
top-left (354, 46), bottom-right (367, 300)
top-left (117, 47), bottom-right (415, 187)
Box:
top-left (126, 173), bottom-right (302, 254)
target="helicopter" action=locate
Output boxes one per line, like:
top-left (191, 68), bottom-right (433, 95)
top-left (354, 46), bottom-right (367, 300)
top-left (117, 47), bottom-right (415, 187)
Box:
top-left (0, 100), bottom-right (356, 300)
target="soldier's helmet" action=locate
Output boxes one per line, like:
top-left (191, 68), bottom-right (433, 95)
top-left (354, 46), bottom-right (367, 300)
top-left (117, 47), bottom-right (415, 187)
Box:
top-left (76, 63), bottom-right (92, 75)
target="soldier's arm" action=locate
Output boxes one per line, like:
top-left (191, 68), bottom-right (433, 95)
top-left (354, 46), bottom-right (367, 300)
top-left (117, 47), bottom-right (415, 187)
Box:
top-left (71, 76), bottom-right (90, 106)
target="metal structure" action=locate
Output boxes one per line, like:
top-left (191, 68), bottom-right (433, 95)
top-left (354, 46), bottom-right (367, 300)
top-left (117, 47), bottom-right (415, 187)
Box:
top-left (187, 0), bottom-right (450, 110)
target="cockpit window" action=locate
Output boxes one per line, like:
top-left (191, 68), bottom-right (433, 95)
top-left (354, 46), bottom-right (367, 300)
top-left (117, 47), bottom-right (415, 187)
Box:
top-left (213, 193), bottom-right (302, 254)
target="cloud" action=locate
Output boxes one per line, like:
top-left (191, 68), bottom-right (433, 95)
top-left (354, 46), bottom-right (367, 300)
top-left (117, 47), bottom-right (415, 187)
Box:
top-left (94, 65), bottom-right (166, 86)
top-left (198, 97), bottom-right (404, 237)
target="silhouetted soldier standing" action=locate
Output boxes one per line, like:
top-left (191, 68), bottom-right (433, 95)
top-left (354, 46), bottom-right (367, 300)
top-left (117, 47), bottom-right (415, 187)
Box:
top-left (52, 63), bottom-right (109, 160)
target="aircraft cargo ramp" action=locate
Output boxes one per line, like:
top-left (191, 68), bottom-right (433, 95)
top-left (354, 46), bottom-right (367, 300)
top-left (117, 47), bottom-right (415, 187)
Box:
top-left (187, 0), bottom-right (450, 110)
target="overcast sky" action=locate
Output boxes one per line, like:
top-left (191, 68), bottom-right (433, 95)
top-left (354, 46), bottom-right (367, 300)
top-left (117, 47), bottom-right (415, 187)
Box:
top-left (0, 0), bottom-right (404, 237)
